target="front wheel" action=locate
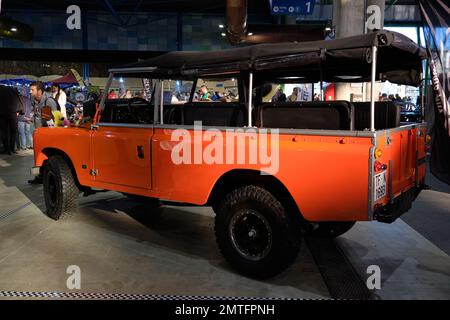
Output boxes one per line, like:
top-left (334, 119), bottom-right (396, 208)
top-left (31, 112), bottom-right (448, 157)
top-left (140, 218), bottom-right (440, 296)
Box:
top-left (214, 185), bottom-right (301, 279)
top-left (43, 155), bottom-right (79, 220)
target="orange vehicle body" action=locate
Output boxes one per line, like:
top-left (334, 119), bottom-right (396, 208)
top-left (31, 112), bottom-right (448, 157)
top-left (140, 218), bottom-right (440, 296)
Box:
top-left (32, 121), bottom-right (426, 223)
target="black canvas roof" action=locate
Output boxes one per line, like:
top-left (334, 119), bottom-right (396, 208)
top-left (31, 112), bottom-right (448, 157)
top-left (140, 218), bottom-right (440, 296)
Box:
top-left (111, 30), bottom-right (427, 86)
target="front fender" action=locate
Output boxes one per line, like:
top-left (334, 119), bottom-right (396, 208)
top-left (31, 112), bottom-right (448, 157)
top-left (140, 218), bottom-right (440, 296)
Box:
top-left (35, 150), bottom-right (49, 167)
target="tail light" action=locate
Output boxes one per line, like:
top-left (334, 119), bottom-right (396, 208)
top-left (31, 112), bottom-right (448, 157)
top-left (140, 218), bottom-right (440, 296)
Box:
top-left (425, 134), bottom-right (432, 152)
top-left (374, 161), bottom-right (387, 173)
top-left (374, 147), bottom-right (383, 159)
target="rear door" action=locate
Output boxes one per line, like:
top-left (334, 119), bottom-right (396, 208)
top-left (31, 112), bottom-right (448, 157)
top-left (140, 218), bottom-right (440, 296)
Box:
top-left (375, 124), bottom-right (426, 201)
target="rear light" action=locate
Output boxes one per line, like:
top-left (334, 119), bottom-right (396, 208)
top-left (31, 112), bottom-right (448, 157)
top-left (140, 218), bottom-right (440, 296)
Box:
top-left (374, 147), bottom-right (383, 159)
top-left (425, 134), bottom-right (432, 152)
top-left (374, 161), bottom-right (387, 173)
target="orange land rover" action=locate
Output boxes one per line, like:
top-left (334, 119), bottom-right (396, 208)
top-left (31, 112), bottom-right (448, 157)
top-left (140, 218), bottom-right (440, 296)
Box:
top-left (32, 30), bottom-right (428, 278)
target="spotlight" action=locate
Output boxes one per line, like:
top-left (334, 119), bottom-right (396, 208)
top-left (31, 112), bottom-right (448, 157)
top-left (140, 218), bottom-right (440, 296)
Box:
top-left (10, 27), bottom-right (17, 32)
top-left (218, 24), bottom-right (224, 29)
top-left (221, 33), bottom-right (226, 37)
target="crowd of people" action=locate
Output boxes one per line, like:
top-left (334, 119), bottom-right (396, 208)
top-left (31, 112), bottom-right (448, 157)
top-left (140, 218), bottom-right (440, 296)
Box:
top-left (379, 92), bottom-right (416, 103)
top-left (104, 88), bottom-right (146, 100)
top-left (192, 85), bottom-right (238, 102)
top-left (271, 87), bottom-right (319, 103)
top-left (0, 82), bottom-right (70, 156)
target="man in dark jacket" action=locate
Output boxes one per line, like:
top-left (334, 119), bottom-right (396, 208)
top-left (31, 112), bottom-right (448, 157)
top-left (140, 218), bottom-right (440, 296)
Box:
top-left (0, 85), bottom-right (22, 155)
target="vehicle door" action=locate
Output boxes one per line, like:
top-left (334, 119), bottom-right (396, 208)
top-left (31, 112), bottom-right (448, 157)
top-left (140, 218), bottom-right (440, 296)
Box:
top-left (91, 98), bottom-right (154, 189)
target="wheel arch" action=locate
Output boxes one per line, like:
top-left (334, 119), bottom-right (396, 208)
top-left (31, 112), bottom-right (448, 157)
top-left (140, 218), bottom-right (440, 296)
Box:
top-left (40, 148), bottom-right (83, 189)
top-left (207, 169), bottom-right (305, 226)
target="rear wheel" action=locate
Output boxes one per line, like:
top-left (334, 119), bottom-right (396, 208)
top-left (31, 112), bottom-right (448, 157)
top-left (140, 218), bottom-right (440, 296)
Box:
top-left (304, 221), bottom-right (356, 238)
top-left (43, 155), bottom-right (79, 220)
top-left (214, 185), bottom-right (301, 279)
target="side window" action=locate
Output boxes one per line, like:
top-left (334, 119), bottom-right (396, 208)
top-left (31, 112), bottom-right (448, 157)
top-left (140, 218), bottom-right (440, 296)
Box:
top-left (193, 77), bottom-right (239, 103)
top-left (262, 82), bottom-right (313, 103)
top-left (161, 80), bottom-right (193, 105)
top-left (101, 77), bottom-right (154, 124)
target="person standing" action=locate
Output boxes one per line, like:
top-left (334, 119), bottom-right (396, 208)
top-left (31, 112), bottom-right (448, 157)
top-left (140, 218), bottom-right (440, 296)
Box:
top-left (17, 92), bottom-right (34, 150)
top-left (199, 85), bottom-right (211, 101)
top-left (30, 81), bottom-right (59, 129)
top-left (288, 87), bottom-right (299, 102)
top-left (51, 84), bottom-right (67, 119)
top-left (108, 89), bottom-right (118, 99)
top-left (125, 89), bottom-right (132, 99)
top-left (0, 86), bottom-right (21, 155)
top-left (28, 82), bottom-right (58, 184)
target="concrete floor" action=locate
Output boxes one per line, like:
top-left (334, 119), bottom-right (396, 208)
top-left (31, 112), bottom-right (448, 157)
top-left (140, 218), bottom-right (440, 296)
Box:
top-left (0, 151), bottom-right (449, 299)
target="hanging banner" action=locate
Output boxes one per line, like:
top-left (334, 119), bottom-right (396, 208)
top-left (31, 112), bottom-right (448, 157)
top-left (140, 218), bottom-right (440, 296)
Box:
top-left (418, 0), bottom-right (450, 185)
top-left (70, 68), bottom-right (87, 89)
top-left (142, 78), bottom-right (153, 101)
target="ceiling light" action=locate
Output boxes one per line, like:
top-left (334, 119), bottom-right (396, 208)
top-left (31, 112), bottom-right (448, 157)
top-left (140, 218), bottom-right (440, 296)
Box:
top-left (218, 24), bottom-right (224, 29)
top-left (324, 27), bottom-right (331, 31)
top-left (10, 27), bottom-right (17, 32)
top-left (248, 32), bottom-right (253, 36)
top-left (221, 33), bottom-right (226, 37)
top-left (278, 76), bottom-right (305, 80)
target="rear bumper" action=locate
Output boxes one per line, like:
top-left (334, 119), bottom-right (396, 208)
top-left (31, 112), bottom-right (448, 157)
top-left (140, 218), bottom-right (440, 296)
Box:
top-left (373, 185), bottom-right (424, 223)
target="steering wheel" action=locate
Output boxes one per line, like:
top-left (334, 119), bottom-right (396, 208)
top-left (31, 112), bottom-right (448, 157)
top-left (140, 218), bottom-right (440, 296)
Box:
top-left (128, 97), bottom-right (150, 106)
top-left (127, 97), bottom-right (152, 124)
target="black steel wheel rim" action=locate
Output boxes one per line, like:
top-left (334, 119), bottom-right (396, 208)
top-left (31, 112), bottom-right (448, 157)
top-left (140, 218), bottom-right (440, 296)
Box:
top-left (229, 209), bottom-right (273, 261)
top-left (46, 171), bottom-right (58, 209)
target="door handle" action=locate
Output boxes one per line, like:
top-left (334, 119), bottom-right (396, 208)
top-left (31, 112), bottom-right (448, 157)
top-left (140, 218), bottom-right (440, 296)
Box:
top-left (137, 146), bottom-right (145, 159)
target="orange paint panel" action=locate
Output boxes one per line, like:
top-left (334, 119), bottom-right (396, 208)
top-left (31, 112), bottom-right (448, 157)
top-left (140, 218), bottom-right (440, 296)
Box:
top-left (33, 127), bottom-right (92, 185)
top-left (151, 128), bottom-right (372, 222)
top-left (92, 126), bottom-right (152, 189)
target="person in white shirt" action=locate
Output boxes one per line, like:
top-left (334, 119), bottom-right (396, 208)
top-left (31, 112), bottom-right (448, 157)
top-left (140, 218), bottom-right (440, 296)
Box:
top-left (51, 84), bottom-right (67, 119)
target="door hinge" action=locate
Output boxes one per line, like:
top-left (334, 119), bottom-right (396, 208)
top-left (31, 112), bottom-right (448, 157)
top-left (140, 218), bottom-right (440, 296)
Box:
top-left (90, 169), bottom-right (98, 176)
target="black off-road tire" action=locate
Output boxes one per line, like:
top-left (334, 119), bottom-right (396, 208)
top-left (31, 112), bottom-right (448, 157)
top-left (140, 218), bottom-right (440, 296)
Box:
top-left (304, 221), bottom-right (356, 238)
top-left (43, 155), bottom-right (79, 220)
top-left (214, 185), bottom-right (301, 279)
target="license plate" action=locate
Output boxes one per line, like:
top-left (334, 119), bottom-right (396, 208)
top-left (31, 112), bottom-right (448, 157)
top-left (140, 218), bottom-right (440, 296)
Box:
top-left (374, 171), bottom-right (387, 202)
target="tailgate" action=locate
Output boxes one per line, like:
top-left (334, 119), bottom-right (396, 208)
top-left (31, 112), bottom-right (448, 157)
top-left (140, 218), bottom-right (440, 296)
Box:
top-left (372, 124), bottom-right (427, 206)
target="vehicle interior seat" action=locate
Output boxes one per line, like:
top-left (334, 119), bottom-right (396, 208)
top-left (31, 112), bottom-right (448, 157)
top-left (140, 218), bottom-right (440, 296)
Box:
top-left (258, 101), bottom-right (355, 130)
top-left (353, 101), bottom-right (400, 130)
top-left (180, 103), bottom-right (247, 127)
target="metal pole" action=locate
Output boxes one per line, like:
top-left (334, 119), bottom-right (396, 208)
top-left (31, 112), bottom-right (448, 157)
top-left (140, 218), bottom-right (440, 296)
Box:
top-left (420, 73), bottom-right (425, 122)
top-left (152, 80), bottom-right (159, 123)
top-left (320, 81), bottom-right (324, 101)
top-left (99, 72), bottom-right (113, 111)
top-left (248, 72), bottom-right (253, 127)
top-left (370, 45), bottom-right (377, 131)
top-left (160, 79), bottom-right (164, 125)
